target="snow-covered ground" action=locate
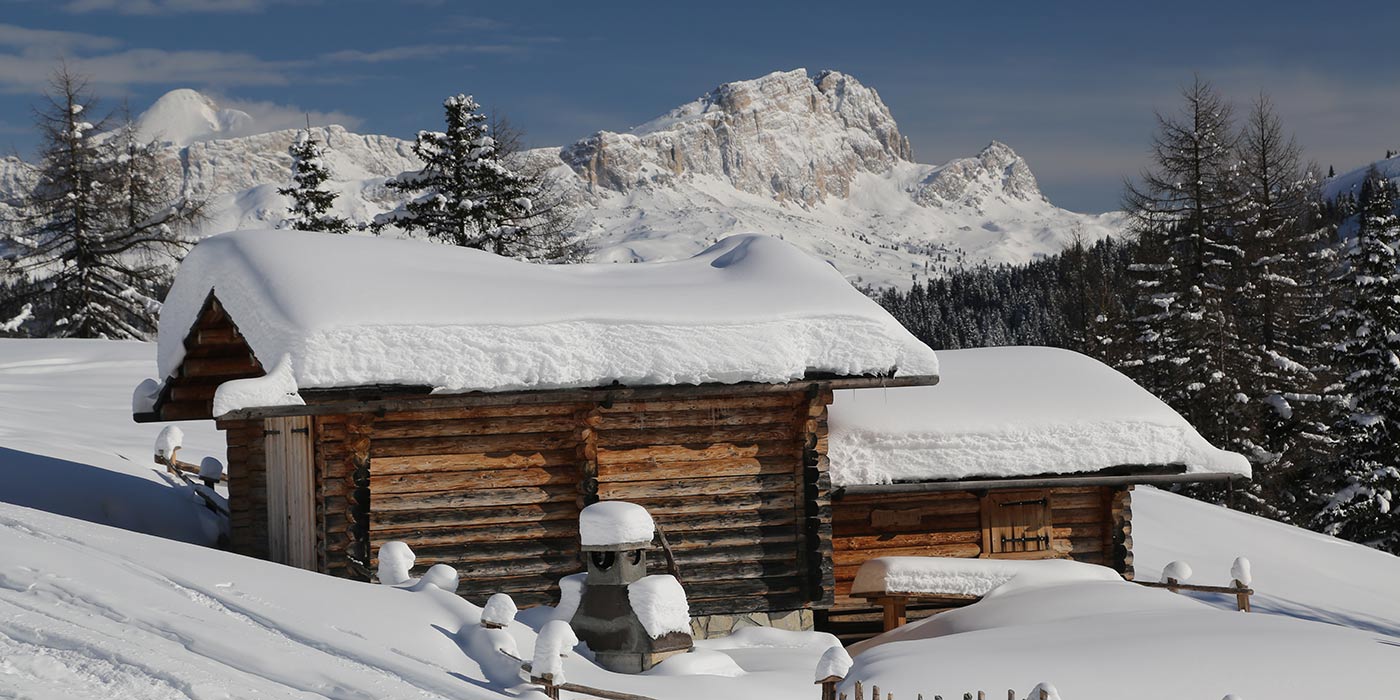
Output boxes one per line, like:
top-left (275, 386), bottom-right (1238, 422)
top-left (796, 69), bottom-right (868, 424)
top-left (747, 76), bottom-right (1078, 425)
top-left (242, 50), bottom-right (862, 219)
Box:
top-left (0, 338), bottom-right (1396, 698)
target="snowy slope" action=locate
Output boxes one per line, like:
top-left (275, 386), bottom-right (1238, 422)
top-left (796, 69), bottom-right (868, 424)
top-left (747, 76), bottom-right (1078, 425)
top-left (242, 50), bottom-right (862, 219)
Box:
top-left (1322, 152), bottom-right (1400, 203)
top-left (0, 339), bottom-right (1398, 698)
top-left (0, 70), bottom-right (1122, 288)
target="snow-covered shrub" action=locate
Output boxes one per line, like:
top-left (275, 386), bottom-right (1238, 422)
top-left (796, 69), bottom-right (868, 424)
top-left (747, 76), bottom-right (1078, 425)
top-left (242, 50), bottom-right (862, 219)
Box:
top-left (376, 541), bottom-right (415, 585)
top-left (413, 563), bottom-right (459, 593)
top-left (532, 619), bottom-right (578, 684)
top-left (1161, 560), bottom-right (1193, 583)
top-left (814, 644), bottom-right (852, 681)
top-left (627, 574), bottom-right (690, 638)
top-left (155, 425), bottom-right (183, 462)
top-left (1231, 557), bottom-right (1252, 586)
top-left (481, 593), bottom-right (517, 628)
top-left (554, 573), bottom-right (586, 622)
top-left (198, 457), bottom-right (224, 481)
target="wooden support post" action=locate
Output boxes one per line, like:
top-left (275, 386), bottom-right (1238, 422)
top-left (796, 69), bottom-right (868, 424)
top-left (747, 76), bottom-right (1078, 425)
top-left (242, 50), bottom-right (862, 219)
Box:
top-left (818, 675), bottom-right (842, 700)
top-left (1234, 579), bottom-right (1252, 612)
top-left (855, 680), bottom-right (864, 700)
top-left (878, 596), bottom-right (907, 632)
top-left (1165, 576), bottom-right (1179, 593)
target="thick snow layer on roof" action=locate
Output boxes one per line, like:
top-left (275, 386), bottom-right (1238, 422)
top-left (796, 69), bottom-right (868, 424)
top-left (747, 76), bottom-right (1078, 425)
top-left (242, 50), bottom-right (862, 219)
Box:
top-left (850, 556), bottom-right (1120, 598)
top-left (627, 574), bottom-right (691, 639)
top-left (157, 230), bottom-right (937, 410)
top-left (580, 501), bottom-right (655, 547)
top-left (828, 346), bottom-right (1249, 485)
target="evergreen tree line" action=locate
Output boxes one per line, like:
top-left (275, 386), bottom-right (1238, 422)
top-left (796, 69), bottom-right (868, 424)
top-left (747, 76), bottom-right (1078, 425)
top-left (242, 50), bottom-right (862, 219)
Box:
top-left (2, 67), bottom-right (582, 340)
top-left (879, 78), bottom-right (1400, 554)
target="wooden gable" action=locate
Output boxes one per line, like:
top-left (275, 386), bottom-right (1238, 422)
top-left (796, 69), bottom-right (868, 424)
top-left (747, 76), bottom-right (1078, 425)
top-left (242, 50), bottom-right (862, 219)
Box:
top-left (143, 293), bottom-right (265, 422)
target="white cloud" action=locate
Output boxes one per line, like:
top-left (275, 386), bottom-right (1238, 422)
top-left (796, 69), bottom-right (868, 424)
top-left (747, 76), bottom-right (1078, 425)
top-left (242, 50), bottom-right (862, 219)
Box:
top-left (62, 0), bottom-right (280, 14)
top-left (0, 48), bottom-right (295, 93)
top-left (214, 95), bottom-right (363, 134)
top-left (0, 23), bottom-right (121, 52)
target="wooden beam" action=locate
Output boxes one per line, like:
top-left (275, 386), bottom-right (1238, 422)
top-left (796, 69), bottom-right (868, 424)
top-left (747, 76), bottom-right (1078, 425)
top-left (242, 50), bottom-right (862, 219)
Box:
top-left (837, 471), bottom-right (1244, 496)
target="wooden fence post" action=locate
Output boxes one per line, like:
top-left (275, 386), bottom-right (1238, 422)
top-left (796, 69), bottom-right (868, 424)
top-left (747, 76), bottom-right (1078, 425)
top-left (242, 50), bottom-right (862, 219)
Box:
top-left (818, 675), bottom-right (842, 700)
top-left (1233, 579), bottom-right (1251, 612)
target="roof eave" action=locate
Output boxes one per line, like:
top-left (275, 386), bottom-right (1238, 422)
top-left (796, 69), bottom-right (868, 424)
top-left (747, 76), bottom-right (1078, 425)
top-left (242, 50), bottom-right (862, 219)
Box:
top-left (835, 470), bottom-right (1247, 497)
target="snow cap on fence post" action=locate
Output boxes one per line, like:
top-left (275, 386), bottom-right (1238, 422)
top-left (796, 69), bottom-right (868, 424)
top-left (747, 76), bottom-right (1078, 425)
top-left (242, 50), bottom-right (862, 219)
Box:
top-left (1231, 557), bottom-right (1252, 586)
top-left (482, 593), bottom-right (517, 629)
top-left (1027, 682), bottom-right (1060, 700)
top-left (814, 644), bottom-right (853, 683)
top-left (198, 456), bottom-right (224, 481)
top-left (533, 619), bottom-right (579, 685)
top-left (133, 378), bottom-right (161, 415)
top-left (155, 425), bottom-right (184, 462)
top-left (376, 541), bottom-right (415, 585)
top-left (1161, 560), bottom-right (1193, 583)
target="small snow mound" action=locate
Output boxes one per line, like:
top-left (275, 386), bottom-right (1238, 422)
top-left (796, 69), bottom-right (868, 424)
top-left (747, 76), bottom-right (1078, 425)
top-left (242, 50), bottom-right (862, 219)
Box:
top-left (1231, 557), bottom-right (1252, 586)
top-left (413, 563), bottom-right (459, 593)
top-left (133, 378), bottom-right (161, 414)
top-left (376, 541), bottom-right (414, 585)
top-left (1162, 560), bottom-right (1193, 583)
top-left (211, 354), bottom-right (304, 416)
top-left (532, 619), bottom-right (578, 684)
top-left (627, 574), bottom-right (691, 639)
top-left (198, 457), bottom-right (224, 480)
top-left (645, 649), bottom-right (744, 677)
top-left (1026, 682), bottom-right (1061, 700)
top-left (458, 623), bottom-right (522, 686)
top-left (814, 644), bottom-right (852, 681)
top-left (853, 556), bottom-right (1119, 599)
top-left (555, 573), bottom-right (586, 621)
top-left (154, 425), bottom-right (184, 461)
top-left (481, 593), bottom-right (517, 628)
top-left (580, 501), bottom-right (655, 547)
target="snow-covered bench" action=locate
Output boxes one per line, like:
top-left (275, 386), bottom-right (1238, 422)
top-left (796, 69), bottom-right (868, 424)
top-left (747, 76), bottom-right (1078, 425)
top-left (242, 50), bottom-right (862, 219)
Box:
top-left (851, 556), bottom-right (1119, 631)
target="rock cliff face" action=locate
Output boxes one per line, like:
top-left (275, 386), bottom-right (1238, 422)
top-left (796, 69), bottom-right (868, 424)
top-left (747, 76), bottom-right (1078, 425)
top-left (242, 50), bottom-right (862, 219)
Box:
top-left (0, 71), bottom-right (1122, 288)
top-left (560, 69), bottom-right (911, 206)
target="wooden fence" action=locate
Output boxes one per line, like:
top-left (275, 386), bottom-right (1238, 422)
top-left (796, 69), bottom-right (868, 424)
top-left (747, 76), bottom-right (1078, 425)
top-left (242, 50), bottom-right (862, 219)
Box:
top-left (822, 679), bottom-right (1057, 700)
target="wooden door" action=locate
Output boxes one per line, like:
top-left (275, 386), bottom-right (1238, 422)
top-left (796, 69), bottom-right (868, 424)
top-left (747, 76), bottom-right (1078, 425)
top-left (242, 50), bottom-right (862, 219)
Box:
top-left (980, 489), bottom-right (1054, 559)
top-left (264, 415), bottom-right (316, 569)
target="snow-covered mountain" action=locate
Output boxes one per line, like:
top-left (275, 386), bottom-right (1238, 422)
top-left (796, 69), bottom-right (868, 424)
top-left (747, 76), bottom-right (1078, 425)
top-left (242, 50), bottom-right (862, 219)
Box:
top-left (1323, 152), bottom-right (1400, 202)
top-left (2, 69), bottom-right (1124, 287)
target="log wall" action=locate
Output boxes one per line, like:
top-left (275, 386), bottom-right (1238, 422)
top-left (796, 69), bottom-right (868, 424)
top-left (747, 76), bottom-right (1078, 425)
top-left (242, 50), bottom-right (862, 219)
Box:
top-left (224, 385), bottom-right (836, 617)
top-left (821, 484), bottom-right (1132, 641)
top-left (221, 418), bottom-right (268, 559)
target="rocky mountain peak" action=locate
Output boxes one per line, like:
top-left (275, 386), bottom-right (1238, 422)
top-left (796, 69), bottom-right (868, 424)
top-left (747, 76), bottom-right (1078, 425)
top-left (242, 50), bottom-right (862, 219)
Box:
top-left (560, 68), bottom-right (912, 205)
top-left (913, 140), bottom-right (1044, 209)
top-left (135, 89), bottom-right (255, 148)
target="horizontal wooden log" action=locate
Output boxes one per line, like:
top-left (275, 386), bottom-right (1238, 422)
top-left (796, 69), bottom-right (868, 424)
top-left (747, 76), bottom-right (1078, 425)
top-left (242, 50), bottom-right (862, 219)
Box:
top-left (618, 491), bottom-right (798, 516)
top-left (597, 473), bottom-right (797, 500)
top-left (386, 403), bottom-right (584, 423)
top-left (597, 456), bottom-right (798, 483)
top-left (183, 355), bottom-right (260, 376)
top-left (370, 432), bottom-right (579, 458)
top-left (371, 503), bottom-right (579, 531)
top-left (599, 393), bottom-right (802, 414)
top-left (595, 407), bottom-right (798, 430)
top-left (372, 450), bottom-right (578, 474)
top-left (596, 441), bottom-right (800, 466)
top-left (372, 483), bottom-right (578, 511)
top-left (597, 424), bottom-right (796, 448)
top-left (833, 513), bottom-right (982, 537)
top-left (370, 465), bottom-right (579, 494)
top-left (834, 529), bottom-right (981, 551)
top-left (833, 542), bottom-right (982, 568)
top-left (372, 414), bottom-right (579, 439)
top-left (652, 509), bottom-right (799, 533)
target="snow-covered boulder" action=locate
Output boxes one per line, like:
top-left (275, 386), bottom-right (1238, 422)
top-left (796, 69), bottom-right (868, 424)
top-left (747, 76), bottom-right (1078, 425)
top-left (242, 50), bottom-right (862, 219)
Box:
top-left (580, 501), bottom-right (655, 548)
top-left (376, 541), bottom-right (415, 585)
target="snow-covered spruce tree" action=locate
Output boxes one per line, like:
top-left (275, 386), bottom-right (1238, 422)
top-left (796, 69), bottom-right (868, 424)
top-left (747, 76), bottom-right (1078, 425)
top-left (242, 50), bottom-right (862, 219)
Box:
top-left (1317, 167), bottom-right (1400, 552)
top-left (375, 95), bottom-right (579, 261)
top-left (1226, 95), bottom-right (1330, 518)
top-left (1122, 77), bottom-right (1245, 452)
top-left (278, 129), bottom-right (350, 234)
top-left (0, 67), bottom-right (201, 339)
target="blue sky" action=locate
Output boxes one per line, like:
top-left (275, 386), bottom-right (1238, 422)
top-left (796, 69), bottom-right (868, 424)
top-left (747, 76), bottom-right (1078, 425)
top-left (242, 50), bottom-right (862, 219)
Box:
top-left (1, 0), bottom-right (1397, 212)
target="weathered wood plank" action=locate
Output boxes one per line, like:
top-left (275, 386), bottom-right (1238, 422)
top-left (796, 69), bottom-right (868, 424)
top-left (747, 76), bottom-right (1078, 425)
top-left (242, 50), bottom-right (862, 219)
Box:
top-left (370, 432), bottom-right (579, 458)
top-left (370, 465), bottom-right (579, 494)
top-left (373, 484), bottom-right (579, 511)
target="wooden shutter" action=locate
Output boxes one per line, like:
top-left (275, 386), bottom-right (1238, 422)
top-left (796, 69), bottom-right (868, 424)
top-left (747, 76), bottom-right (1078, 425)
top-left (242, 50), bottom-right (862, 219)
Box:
top-left (264, 416), bottom-right (316, 569)
top-left (980, 489), bottom-right (1054, 559)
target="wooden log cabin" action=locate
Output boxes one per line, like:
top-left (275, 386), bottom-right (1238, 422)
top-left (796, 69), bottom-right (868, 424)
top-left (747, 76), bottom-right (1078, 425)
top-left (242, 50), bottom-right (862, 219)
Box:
top-left (818, 346), bottom-right (1250, 642)
top-left (133, 229), bottom-right (941, 635)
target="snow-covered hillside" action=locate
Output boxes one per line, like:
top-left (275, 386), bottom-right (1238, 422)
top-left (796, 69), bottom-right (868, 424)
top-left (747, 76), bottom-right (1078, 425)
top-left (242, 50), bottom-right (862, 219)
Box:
top-left (1, 69), bottom-right (1122, 288)
top-left (0, 338), bottom-right (1395, 698)
top-left (1323, 152), bottom-right (1400, 203)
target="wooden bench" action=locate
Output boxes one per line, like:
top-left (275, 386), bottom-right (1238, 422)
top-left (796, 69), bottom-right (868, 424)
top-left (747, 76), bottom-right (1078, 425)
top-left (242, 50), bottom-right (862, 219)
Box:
top-left (856, 591), bottom-right (981, 632)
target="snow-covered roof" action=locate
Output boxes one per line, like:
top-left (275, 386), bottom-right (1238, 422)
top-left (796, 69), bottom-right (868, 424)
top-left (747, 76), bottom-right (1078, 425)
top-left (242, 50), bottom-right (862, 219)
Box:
top-left (828, 346), bottom-right (1250, 486)
top-left (157, 230), bottom-right (938, 406)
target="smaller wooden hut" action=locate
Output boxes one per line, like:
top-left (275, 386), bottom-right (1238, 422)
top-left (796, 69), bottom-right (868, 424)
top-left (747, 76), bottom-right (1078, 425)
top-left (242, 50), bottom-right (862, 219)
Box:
top-left (135, 229), bottom-right (940, 636)
top-left (818, 346), bottom-right (1249, 641)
